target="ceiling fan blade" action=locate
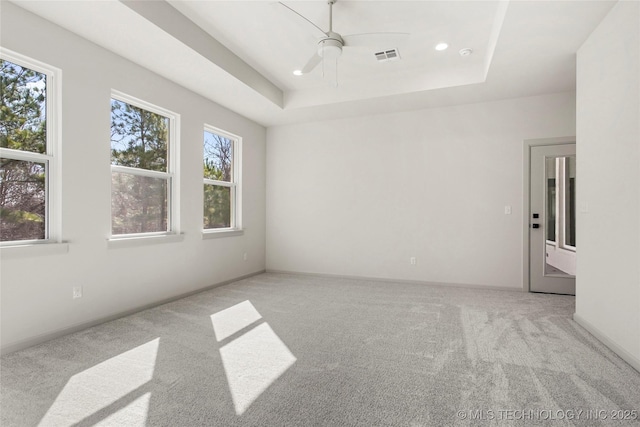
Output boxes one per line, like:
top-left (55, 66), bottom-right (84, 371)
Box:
top-left (342, 32), bottom-right (410, 48)
top-left (278, 2), bottom-right (327, 38)
top-left (300, 52), bottom-right (322, 74)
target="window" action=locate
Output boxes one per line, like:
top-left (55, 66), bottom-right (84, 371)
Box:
top-left (203, 127), bottom-right (240, 231)
top-left (545, 156), bottom-right (576, 250)
top-left (564, 156), bottom-right (576, 248)
top-left (110, 92), bottom-right (178, 237)
top-left (0, 51), bottom-right (60, 245)
top-left (545, 157), bottom-right (556, 243)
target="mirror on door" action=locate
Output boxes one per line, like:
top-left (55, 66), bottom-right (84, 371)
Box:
top-left (544, 156), bottom-right (576, 277)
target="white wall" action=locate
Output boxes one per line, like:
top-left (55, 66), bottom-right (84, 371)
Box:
top-left (575, 0), bottom-right (640, 369)
top-left (267, 93), bottom-right (575, 288)
top-left (0, 3), bottom-right (266, 352)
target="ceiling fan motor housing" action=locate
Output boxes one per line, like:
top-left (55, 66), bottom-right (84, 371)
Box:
top-left (318, 32), bottom-right (344, 59)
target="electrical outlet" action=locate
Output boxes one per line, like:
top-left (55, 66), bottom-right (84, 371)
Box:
top-left (72, 286), bottom-right (83, 299)
top-left (410, 257), bottom-right (417, 265)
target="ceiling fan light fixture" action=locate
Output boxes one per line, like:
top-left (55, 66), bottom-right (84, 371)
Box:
top-left (318, 38), bottom-right (343, 60)
top-left (280, 1), bottom-right (409, 76)
top-left (435, 42), bottom-right (448, 51)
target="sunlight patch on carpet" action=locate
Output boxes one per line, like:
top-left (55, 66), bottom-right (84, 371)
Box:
top-left (211, 300), bottom-right (262, 341)
top-left (94, 392), bottom-right (151, 427)
top-left (213, 302), bottom-right (296, 415)
top-left (38, 338), bottom-right (159, 426)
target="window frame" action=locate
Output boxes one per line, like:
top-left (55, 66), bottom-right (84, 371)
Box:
top-left (202, 125), bottom-right (242, 237)
top-left (109, 90), bottom-right (180, 240)
top-left (0, 48), bottom-right (62, 247)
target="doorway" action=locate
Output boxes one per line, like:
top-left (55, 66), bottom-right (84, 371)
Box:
top-left (524, 139), bottom-right (576, 295)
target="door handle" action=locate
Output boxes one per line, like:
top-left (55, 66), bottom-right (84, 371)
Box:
top-left (532, 224), bottom-right (540, 229)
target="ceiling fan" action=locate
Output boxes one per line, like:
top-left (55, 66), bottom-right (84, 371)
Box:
top-left (279, 0), bottom-right (410, 75)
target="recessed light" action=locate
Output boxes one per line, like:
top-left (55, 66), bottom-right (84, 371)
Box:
top-left (293, 70), bottom-right (303, 76)
top-left (435, 43), bottom-right (448, 51)
top-left (459, 48), bottom-right (473, 56)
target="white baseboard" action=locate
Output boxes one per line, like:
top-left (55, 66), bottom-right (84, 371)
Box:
top-left (266, 269), bottom-right (524, 292)
top-left (573, 313), bottom-right (640, 373)
top-left (1, 270), bottom-right (265, 356)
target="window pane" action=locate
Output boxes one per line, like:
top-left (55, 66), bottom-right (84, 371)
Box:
top-left (0, 59), bottom-right (47, 154)
top-left (204, 131), bottom-right (232, 182)
top-left (112, 171), bottom-right (168, 234)
top-left (204, 184), bottom-right (231, 229)
top-left (546, 157), bottom-right (556, 242)
top-left (565, 156), bottom-right (576, 247)
top-left (110, 99), bottom-right (168, 172)
top-left (0, 158), bottom-right (46, 241)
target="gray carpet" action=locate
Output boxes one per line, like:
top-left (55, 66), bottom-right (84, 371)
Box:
top-left (2, 273), bottom-right (639, 426)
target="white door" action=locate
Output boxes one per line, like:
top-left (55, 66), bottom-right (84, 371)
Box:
top-left (530, 144), bottom-right (576, 294)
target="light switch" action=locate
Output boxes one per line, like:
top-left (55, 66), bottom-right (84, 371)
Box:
top-left (580, 202), bottom-right (589, 213)
top-left (504, 206), bottom-right (512, 215)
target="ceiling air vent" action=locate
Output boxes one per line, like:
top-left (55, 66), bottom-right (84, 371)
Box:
top-left (374, 49), bottom-right (400, 62)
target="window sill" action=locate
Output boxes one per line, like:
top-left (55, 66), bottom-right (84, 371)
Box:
top-left (108, 233), bottom-right (184, 249)
top-left (0, 241), bottom-right (69, 258)
top-left (202, 229), bottom-right (244, 239)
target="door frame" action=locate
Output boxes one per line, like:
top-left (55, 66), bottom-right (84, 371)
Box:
top-left (523, 136), bottom-right (576, 292)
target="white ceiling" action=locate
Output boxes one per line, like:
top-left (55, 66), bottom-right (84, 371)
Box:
top-left (168, 1), bottom-right (500, 94)
top-left (11, 0), bottom-right (616, 126)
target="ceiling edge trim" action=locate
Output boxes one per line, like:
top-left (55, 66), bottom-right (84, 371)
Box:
top-left (119, 0), bottom-right (284, 109)
top-left (483, 0), bottom-right (510, 79)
